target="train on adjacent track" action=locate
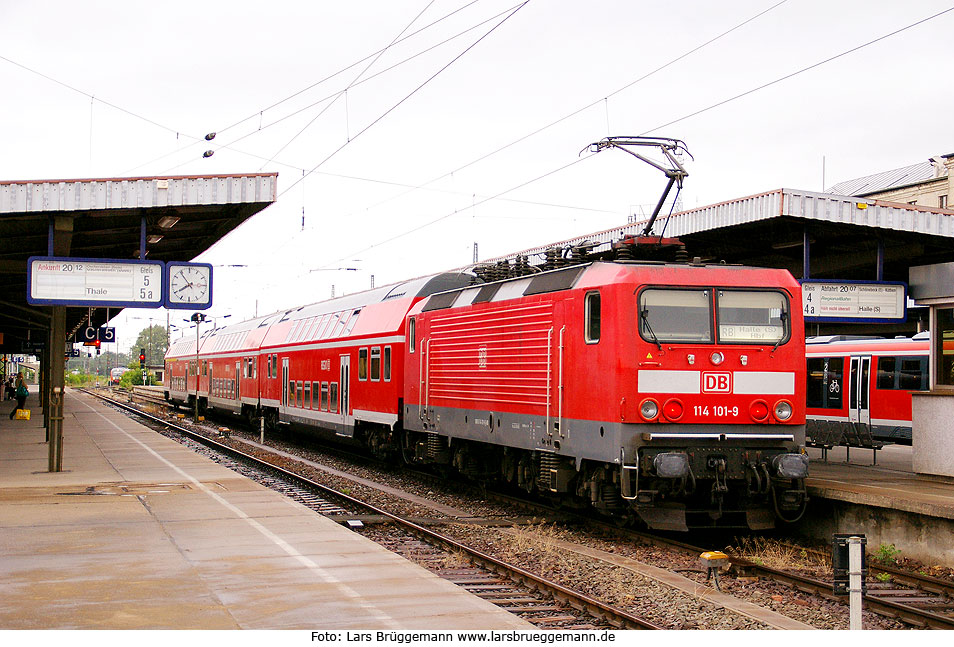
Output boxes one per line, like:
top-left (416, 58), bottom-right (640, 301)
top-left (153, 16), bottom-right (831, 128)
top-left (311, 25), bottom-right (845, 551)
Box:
top-left (806, 333), bottom-right (930, 443)
top-left (165, 255), bottom-right (809, 531)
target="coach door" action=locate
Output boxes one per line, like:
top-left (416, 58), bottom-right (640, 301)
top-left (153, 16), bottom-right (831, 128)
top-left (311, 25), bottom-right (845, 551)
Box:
top-left (338, 355), bottom-right (352, 435)
top-left (848, 356), bottom-right (871, 426)
top-left (281, 358), bottom-right (289, 408)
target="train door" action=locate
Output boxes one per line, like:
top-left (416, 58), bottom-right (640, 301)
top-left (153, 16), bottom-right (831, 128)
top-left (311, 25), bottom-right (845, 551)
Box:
top-left (420, 335), bottom-right (431, 424)
top-left (848, 356), bottom-right (871, 425)
top-left (281, 358), bottom-right (289, 408)
top-left (339, 354), bottom-right (352, 435)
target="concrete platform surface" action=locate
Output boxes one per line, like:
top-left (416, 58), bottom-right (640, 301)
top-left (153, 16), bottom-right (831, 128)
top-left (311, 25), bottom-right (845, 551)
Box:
top-left (0, 388), bottom-right (532, 630)
top-left (805, 443), bottom-right (954, 520)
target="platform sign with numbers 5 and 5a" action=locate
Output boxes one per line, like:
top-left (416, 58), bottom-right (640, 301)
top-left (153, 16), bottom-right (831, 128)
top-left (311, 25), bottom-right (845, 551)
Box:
top-left (28, 257), bottom-right (164, 308)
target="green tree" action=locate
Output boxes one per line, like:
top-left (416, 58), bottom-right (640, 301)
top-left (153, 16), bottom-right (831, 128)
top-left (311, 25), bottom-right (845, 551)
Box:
top-left (133, 324), bottom-right (168, 367)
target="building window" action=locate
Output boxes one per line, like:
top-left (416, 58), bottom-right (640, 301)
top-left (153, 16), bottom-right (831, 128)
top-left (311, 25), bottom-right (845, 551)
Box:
top-left (936, 308), bottom-right (954, 387)
top-left (940, 195), bottom-right (948, 209)
top-left (358, 348), bottom-right (368, 380)
top-left (584, 291), bottom-right (601, 343)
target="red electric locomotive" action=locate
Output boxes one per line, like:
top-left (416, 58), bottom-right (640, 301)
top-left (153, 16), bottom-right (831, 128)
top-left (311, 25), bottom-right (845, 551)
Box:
top-left (165, 259), bottom-right (808, 531)
top-left (806, 333), bottom-right (930, 443)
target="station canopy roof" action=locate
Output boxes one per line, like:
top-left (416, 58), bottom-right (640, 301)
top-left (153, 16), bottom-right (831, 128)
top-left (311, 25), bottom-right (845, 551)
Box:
top-left (0, 173), bottom-right (278, 355)
top-left (487, 187), bottom-right (954, 286)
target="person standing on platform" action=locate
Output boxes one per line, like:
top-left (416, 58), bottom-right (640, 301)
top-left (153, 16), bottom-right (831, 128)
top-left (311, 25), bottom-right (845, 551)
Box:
top-left (9, 373), bottom-right (27, 419)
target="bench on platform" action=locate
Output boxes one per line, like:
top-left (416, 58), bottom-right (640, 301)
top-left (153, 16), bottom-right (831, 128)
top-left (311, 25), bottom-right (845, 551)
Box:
top-left (844, 421), bottom-right (884, 465)
top-left (807, 419), bottom-right (884, 464)
top-left (805, 419), bottom-right (835, 461)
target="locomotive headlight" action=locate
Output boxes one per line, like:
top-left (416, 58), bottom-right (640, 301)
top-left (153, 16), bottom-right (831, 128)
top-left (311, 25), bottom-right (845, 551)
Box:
top-left (710, 351), bottom-right (724, 365)
top-left (774, 400), bottom-right (794, 421)
top-left (639, 399), bottom-right (659, 421)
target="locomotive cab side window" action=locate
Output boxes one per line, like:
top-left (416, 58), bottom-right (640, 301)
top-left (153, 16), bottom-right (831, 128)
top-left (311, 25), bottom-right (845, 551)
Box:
top-left (638, 289), bottom-right (712, 343)
top-left (717, 290), bottom-right (788, 344)
top-left (584, 291), bottom-right (601, 343)
top-left (384, 346), bottom-right (392, 381)
top-left (408, 318), bottom-right (416, 353)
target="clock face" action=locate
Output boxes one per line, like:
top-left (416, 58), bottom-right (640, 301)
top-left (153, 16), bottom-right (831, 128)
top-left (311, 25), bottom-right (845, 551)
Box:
top-left (168, 264), bottom-right (211, 306)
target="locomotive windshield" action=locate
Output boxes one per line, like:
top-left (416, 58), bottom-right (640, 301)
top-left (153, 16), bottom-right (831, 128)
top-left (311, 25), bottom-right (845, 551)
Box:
top-left (639, 289), bottom-right (712, 342)
top-left (717, 290), bottom-right (788, 344)
top-left (638, 288), bottom-right (789, 345)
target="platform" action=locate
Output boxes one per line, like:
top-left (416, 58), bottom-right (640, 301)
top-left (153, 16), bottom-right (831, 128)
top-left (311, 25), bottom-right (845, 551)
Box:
top-left (0, 388), bottom-right (533, 630)
top-left (803, 443), bottom-right (954, 564)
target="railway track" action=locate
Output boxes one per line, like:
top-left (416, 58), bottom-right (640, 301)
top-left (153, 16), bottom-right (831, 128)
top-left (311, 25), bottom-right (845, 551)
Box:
top-left (84, 387), bottom-right (659, 630)
top-left (97, 386), bottom-right (954, 629)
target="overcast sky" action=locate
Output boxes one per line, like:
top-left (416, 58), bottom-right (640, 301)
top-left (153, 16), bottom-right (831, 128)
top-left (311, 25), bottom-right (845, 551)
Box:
top-left (2, 1), bottom-right (952, 350)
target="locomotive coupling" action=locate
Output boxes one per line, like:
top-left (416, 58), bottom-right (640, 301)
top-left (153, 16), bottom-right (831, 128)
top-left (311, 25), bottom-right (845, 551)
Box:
top-left (772, 453), bottom-right (809, 479)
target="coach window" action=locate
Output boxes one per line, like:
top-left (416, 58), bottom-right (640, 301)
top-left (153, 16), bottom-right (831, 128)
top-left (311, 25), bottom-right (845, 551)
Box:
top-left (936, 308), bottom-right (954, 387)
top-left (297, 381), bottom-right (304, 408)
top-left (370, 347), bottom-right (381, 381)
top-left (201, 360), bottom-right (208, 376)
top-left (329, 383), bottom-right (339, 412)
top-left (358, 348), bottom-right (368, 380)
top-left (384, 346), bottom-right (392, 381)
top-left (409, 318), bottom-right (416, 353)
top-left (320, 382), bottom-right (329, 411)
top-left (288, 380), bottom-right (296, 406)
top-left (807, 357), bottom-right (843, 409)
top-left (584, 291), bottom-right (601, 343)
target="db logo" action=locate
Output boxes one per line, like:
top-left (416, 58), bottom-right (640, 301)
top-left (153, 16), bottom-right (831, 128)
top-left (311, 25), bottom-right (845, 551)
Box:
top-left (702, 372), bottom-right (731, 393)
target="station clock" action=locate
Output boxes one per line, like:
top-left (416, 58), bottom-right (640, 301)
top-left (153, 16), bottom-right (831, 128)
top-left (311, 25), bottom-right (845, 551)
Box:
top-left (165, 262), bottom-right (213, 309)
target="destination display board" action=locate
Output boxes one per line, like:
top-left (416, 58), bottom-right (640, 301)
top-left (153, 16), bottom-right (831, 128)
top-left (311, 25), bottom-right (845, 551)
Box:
top-left (28, 257), bottom-right (164, 307)
top-left (801, 280), bottom-right (907, 323)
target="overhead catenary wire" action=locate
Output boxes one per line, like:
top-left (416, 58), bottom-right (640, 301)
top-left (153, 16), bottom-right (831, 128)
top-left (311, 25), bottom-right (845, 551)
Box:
top-left (334, 0), bottom-right (790, 219)
top-left (642, 4), bottom-right (954, 135)
top-left (0, 53), bottom-right (202, 144)
top-left (259, 0), bottom-right (438, 169)
top-left (124, 0), bottom-right (498, 175)
top-left (312, 2), bottom-right (954, 271)
top-left (277, 0), bottom-right (532, 200)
